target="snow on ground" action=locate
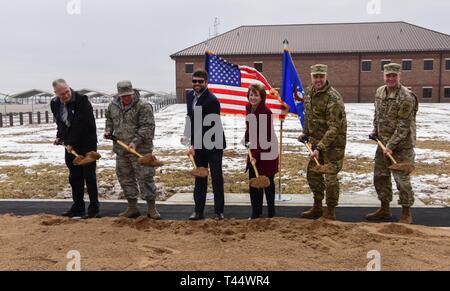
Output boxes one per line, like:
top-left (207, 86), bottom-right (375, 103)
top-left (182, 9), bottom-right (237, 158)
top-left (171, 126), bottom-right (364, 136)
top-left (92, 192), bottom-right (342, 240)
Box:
top-left (414, 174), bottom-right (450, 206)
top-left (0, 103), bottom-right (449, 205)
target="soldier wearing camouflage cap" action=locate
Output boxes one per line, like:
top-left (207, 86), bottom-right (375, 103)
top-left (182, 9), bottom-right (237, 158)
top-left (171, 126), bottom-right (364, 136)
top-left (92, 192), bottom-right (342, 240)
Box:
top-left (298, 64), bottom-right (347, 220)
top-left (367, 63), bottom-right (418, 224)
top-left (104, 80), bottom-right (161, 220)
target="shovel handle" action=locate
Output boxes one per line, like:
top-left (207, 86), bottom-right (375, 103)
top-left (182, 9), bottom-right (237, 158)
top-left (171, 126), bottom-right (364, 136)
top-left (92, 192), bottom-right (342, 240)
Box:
top-left (247, 149), bottom-right (260, 177)
top-left (188, 154), bottom-right (197, 169)
top-left (305, 143), bottom-right (321, 167)
top-left (115, 139), bottom-right (144, 158)
top-left (376, 139), bottom-right (397, 164)
top-left (70, 150), bottom-right (81, 158)
top-left (57, 143), bottom-right (80, 158)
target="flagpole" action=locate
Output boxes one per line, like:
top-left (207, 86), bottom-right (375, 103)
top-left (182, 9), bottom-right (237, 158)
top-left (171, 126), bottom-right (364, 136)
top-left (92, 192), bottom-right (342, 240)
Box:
top-left (204, 49), bottom-right (214, 201)
top-left (276, 39), bottom-right (292, 202)
top-left (278, 118), bottom-right (283, 200)
top-left (276, 114), bottom-right (291, 202)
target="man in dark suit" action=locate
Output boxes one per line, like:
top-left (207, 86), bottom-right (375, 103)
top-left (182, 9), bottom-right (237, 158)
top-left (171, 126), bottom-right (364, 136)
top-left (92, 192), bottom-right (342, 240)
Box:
top-left (185, 70), bottom-right (226, 220)
top-left (50, 79), bottom-right (99, 219)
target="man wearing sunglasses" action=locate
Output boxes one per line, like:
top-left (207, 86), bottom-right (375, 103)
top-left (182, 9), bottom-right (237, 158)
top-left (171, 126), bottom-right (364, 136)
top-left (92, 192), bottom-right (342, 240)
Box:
top-left (185, 70), bottom-right (226, 220)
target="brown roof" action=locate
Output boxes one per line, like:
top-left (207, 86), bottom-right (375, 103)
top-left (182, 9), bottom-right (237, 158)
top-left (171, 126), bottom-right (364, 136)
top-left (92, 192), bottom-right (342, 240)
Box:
top-left (171, 22), bottom-right (450, 58)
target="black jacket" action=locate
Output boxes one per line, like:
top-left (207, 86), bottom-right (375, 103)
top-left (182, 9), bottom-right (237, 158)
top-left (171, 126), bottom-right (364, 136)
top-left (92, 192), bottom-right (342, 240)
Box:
top-left (186, 89), bottom-right (226, 151)
top-left (50, 89), bottom-right (97, 154)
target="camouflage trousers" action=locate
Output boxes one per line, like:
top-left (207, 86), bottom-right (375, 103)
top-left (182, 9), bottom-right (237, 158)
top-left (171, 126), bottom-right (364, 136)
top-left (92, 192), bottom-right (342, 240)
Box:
top-left (374, 147), bottom-right (415, 207)
top-left (307, 147), bottom-right (345, 207)
top-left (116, 153), bottom-right (157, 201)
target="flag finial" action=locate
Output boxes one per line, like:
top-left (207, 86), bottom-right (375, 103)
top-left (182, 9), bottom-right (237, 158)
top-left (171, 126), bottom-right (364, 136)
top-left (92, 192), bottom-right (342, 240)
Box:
top-left (283, 39), bottom-right (289, 50)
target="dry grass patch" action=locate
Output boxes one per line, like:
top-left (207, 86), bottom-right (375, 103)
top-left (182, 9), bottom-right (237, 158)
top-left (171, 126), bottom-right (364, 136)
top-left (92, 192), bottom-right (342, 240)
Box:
top-left (97, 168), bottom-right (117, 184)
top-left (0, 155), bottom-right (28, 161)
top-left (415, 140), bottom-right (450, 152)
top-left (343, 157), bottom-right (374, 175)
top-left (0, 164), bottom-right (68, 199)
top-left (157, 170), bottom-right (195, 193)
top-left (97, 145), bottom-right (113, 151)
top-left (413, 158), bottom-right (450, 176)
top-left (16, 140), bottom-right (54, 145)
top-left (350, 139), bottom-right (450, 153)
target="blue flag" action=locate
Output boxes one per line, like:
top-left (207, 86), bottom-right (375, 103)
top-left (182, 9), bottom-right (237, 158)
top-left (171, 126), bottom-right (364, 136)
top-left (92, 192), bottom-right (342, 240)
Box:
top-left (281, 50), bottom-right (305, 128)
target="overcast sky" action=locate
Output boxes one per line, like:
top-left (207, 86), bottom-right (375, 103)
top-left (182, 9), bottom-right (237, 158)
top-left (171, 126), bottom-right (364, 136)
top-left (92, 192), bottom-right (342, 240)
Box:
top-left (1, 0), bottom-right (449, 94)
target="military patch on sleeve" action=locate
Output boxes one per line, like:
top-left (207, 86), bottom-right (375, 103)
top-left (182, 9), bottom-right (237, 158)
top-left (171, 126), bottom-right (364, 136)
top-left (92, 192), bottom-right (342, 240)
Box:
top-left (398, 101), bottom-right (413, 119)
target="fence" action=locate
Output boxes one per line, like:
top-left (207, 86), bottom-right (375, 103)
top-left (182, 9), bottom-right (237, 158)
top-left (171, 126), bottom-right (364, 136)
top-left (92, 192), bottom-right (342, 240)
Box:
top-left (0, 98), bottom-right (177, 128)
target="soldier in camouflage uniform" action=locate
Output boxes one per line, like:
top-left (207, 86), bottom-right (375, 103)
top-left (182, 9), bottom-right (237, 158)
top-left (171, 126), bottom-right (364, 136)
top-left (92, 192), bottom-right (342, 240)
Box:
top-left (298, 64), bottom-right (347, 221)
top-left (367, 63), bottom-right (418, 224)
top-left (104, 81), bottom-right (161, 219)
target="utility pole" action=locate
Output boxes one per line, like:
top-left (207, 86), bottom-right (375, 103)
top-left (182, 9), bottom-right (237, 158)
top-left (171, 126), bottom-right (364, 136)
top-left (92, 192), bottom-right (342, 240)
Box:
top-left (213, 17), bottom-right (220, 37)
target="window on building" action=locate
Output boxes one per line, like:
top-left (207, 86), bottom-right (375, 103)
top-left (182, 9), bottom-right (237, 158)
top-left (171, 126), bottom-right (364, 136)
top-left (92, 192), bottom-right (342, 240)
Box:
top-left (381, 60), bottom-right (391, 71)
top-left (446, 59), bottom-right (450, 71)
top-left (254, 62), bottom-right (263, 72)
top-left (423, 87), bottom-right (433, 99)
top-left (424, 60), bottom-right (434, 71)
top-left (185, 63), bottom-right (194, 74)
top-left (402, 60), bottom-right (412, 71)
top-left (445, 87), bottom-right (450, 98)
top-left (361, 60), bottom-right (372, 72)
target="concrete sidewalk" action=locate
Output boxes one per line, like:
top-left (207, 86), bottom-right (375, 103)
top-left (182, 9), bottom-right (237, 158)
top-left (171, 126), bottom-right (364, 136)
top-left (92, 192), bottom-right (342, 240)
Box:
top-left (164, 193), bottom-right (428, 207)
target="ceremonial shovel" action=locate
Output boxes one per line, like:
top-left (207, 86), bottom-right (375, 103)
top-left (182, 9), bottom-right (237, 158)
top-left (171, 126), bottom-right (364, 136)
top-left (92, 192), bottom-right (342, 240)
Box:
top-left (107, 135), bottom-right (164, 167)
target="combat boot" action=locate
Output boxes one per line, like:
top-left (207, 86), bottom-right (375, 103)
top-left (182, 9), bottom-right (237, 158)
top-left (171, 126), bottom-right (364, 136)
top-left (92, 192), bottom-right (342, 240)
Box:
top-left (119, 199), bottom-right (141, 219)
top-left (322, 206), bottom-right (336, 221)
top-left (147, 199), bottom-right (161, 220)
top-left (398, 206), bottom-right (412, 224)
top-left (301, 199), bottom-right (323, 219)
top-left (366, 202), bottom-right (391, 221)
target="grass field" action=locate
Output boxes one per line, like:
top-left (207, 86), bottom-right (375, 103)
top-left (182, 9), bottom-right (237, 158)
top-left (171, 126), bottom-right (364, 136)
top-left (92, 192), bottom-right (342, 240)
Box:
top-left (0, 104), bottom-right (449, 206)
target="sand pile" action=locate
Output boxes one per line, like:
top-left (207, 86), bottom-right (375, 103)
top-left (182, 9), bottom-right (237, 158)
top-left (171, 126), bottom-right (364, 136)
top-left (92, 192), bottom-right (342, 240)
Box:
top-left (0, 214), bottom-right (449, 271)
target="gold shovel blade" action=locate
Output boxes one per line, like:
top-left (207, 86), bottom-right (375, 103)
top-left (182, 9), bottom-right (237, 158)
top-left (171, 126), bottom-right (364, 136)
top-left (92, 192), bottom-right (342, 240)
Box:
top-left (250, 176), bottom-right (271, 189)
top-left (312, 164), bottom-right (337, 175)
top-left (73, 156), bottom-right (96, 166)
top-left (389, 163), bottom-right (415, 174)
top-left (190, 167), bottom-right (209, 178)
top-left (138, 154), bottom-right (164, 167)
top-left (86, 151), bottom-right (102, 160)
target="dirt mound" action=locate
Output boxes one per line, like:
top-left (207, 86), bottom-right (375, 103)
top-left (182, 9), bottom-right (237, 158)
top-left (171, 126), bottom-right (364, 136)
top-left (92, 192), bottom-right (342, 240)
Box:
top-left (378, 223), bottom-right (424, 236)
top-left (40, 216), bottom-right (79, 226)
top-left (113, 216), bottom-right (172, 231)
top-left (1, 214), bottom-right (449, 271)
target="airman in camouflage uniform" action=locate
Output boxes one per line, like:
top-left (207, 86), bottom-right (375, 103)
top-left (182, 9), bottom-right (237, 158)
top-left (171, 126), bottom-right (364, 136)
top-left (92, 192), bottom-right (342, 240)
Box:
top-left (367, 63), bottom-right (418, 224)
top-left (299, 64), bottom-right (347, 221)
top-left (104, 80), bottom-right (161, 219)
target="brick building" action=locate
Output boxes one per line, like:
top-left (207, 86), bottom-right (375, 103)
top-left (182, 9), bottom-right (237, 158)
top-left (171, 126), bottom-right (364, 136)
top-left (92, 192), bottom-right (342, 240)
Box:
top-left (170, 22), bottom-right (450, 103)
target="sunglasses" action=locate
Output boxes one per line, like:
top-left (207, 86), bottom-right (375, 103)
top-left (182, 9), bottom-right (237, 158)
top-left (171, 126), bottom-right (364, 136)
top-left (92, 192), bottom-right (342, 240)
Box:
top-left (192, 79), bottom-right (205, 84)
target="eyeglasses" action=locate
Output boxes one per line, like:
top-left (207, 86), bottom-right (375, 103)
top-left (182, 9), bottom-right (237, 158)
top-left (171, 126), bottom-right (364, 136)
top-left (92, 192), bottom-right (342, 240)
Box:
top-left (192, 79), bottom-right (205, 84)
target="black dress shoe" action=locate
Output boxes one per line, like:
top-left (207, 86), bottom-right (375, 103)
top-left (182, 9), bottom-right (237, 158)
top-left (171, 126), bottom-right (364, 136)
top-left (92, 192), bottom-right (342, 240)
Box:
top-left (215, 213), bottom-right (225, 220)
top-left (61, 210), bottom-right (72, 217)
top-left (189, 212), bottom-right (204, 221)
top-left (82, 212), bottom-right (101, 219)
top-left (62, 210), bottom-right (85, 218)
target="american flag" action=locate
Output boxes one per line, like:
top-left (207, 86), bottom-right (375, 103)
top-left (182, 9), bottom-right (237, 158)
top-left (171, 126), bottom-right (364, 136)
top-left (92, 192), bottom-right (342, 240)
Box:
top-left (206, 53), bottom-right (287, 119)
